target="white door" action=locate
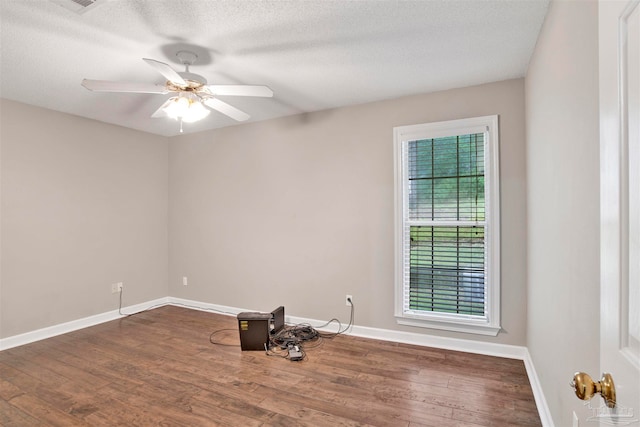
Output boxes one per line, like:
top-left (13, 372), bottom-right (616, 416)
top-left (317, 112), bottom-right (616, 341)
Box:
top-left (600, 0), bottom-right (640, 426)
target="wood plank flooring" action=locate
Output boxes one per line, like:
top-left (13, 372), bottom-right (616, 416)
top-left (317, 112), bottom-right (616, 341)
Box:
top-left (0, 306), bottom-right (541, 426)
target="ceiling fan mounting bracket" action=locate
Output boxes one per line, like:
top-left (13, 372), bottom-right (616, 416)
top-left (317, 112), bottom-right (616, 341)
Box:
top-left (176, 50), bottom-right (198, 67)
top-left (169, 50), bottom-right (207, 89)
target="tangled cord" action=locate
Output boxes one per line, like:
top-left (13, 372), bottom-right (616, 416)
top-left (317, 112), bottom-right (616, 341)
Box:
top-left (265, 302), bottom-right (355, 361)
top-left (208, 301), bottom-right (355, 362)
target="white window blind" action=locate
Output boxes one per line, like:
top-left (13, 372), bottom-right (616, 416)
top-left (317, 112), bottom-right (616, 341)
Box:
top-left (406, 134), bottom-right (485, 316)
top-left (394, 116), bottom-right (500, 335)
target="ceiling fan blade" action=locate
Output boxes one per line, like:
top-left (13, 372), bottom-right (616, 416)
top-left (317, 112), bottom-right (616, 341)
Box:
top-left (206, 85), bottom-right (273, 97)
top-left (82, 79), bottom-right (169, 94)
top-left (142, 58), bottom-right (186, 86)
top-left (203, 98), bottom-right (250, 122)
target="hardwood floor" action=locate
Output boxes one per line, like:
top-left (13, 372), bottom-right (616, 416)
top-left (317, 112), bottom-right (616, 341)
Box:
top-left (0, 306), bottom-right (541, 426)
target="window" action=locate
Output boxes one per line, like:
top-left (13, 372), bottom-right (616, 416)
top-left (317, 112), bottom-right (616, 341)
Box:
top-left (394, 116), bottom-right (500, 336)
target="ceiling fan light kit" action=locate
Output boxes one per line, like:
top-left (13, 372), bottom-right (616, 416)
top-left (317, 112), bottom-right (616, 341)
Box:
top-left (163, 94), bottom-right (210, 123)
top-left (81, 50), bottom-right (273, 133)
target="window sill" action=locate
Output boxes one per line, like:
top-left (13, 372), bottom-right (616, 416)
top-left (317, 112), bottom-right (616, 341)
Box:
top-left (396, 315), bottom-right (501, 336)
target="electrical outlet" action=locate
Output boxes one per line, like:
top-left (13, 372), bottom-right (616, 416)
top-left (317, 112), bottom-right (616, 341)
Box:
top-left (182, 276), bottom-right (188, 286)
top-left (346, 294), bottom-right (353, 306)
top-left (111, 282), bottom-right (123, 294)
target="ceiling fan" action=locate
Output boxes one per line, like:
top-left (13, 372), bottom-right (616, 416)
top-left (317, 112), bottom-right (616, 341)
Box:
top-left (81, 50), bottom-right (273, 132)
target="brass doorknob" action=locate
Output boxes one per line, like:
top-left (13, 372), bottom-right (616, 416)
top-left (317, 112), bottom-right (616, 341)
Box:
top-left (570, 372), bottom-right (616, 408)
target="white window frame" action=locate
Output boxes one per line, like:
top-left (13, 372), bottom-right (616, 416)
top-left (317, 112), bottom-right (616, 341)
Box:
top-left (393, 115), bottom-right (501, 336)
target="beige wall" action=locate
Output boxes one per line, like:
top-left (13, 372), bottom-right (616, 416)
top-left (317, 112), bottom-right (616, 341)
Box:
top-left (1, 79), bottom-right (527, 347)
top-left (525, 0), bottom-right (600, 425)
top-left (169, 78), bottom-right (528, 345)
top-left (0, 99), bottom-right (169, 338)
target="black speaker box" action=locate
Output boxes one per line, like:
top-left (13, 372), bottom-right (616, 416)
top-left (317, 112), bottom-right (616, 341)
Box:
top-left (237, 312), bottom-right (271, 351)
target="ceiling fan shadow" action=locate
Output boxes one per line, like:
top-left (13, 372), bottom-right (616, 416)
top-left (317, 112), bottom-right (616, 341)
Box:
top-left (231, 31), bottom-right (383, 57)
top-left (158, 41), bottom-right (219, 67)
top-left (121, 93), bottom-right (168, 117)
top-left (211, 69), bottom-right (314, 118)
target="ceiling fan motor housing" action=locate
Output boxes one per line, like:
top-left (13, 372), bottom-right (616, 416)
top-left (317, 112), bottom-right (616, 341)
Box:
top-left (176, 72), bottom-right (207, 89)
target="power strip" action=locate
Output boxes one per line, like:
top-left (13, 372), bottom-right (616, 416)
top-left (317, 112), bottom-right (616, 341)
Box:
top-left (288, 345), bottom-right (303, 361)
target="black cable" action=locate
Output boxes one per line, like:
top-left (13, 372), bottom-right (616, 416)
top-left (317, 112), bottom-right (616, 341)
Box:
top-left (311, 317), bottom-right (342, 329)
top-left (116, 286), bottom-right (142, 318)
top-left (118, 287), bottom-right (125, 316)
top-left (264, 342), bottom-right (289, 358)
top-left (209, 329), bottom-right (240, 347)
top-left (168, 302), bottom-right (237, 316)
top-left (117, 287), bottom-right (169, 318)
top-left (317, 299), bottom-right (355, 338)
top-left (262, 300), bottom-right (355, 361)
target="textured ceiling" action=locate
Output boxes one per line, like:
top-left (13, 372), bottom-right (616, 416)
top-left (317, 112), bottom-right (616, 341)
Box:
top-left (0, 0), bottom-right (549, 137)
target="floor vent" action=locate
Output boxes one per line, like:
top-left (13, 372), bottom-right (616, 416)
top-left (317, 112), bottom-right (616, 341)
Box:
top-left (50, 0), bottom-right (108, 14)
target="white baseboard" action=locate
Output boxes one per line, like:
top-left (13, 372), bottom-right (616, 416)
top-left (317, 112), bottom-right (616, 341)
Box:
top-left (522, 348), bottom-right (555, 427)
top-left (166, 297), bottom-right (241, 317)
top-left (0, 296), bottom-right (554, 426)
top-left (0, 297), bottom-right (170, 351)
